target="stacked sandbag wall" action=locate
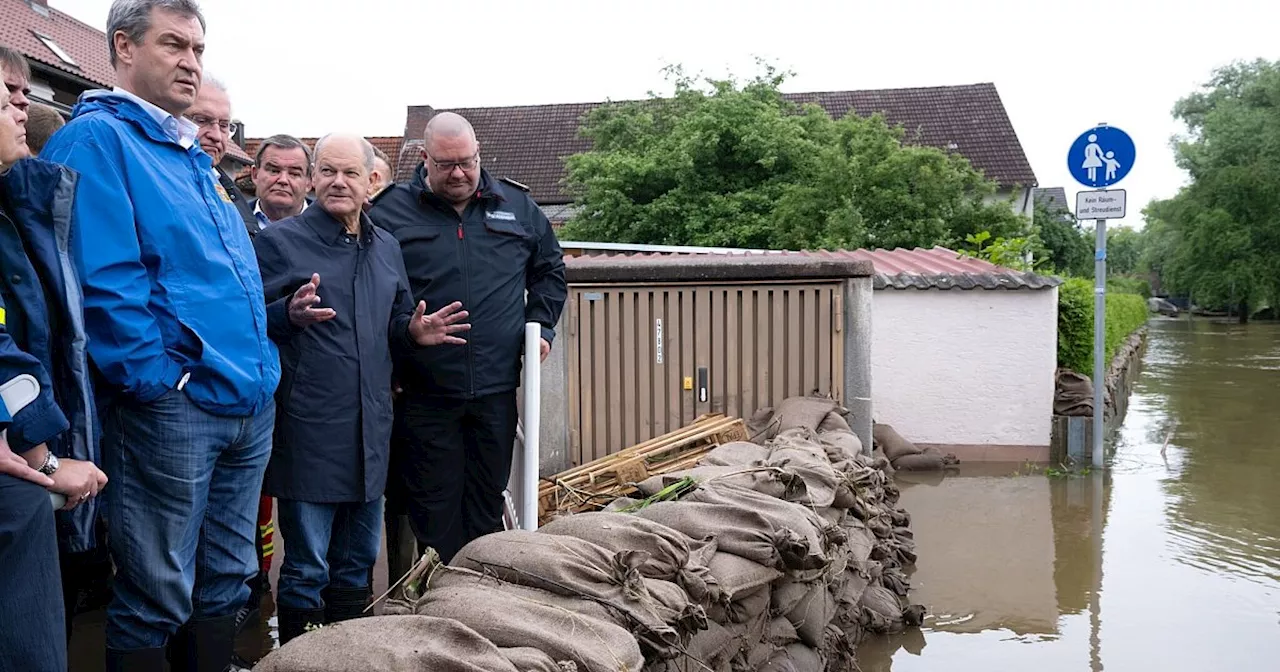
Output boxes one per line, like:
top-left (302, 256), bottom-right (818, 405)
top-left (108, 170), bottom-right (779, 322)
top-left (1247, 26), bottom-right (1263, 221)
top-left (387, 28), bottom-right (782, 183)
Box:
top-left (255, 396), bottom-right (924, 672)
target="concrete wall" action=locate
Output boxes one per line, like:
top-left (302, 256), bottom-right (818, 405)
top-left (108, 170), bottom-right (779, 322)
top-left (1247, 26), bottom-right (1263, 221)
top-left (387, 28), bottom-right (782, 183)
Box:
top-left (870, 287), bottom-right (1058, 451)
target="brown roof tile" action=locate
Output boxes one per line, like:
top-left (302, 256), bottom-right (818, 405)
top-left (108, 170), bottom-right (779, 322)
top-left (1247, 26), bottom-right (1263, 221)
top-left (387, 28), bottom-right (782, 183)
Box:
top-left (0, 0), bottom-right (114, 88)
top-left (401, 83), bottom-right (1037, 202)
top-left (561, 245), bottom-right (1059, 291)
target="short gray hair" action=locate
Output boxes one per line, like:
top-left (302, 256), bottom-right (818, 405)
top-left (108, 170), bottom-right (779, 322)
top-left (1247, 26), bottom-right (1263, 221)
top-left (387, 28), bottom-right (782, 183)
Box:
top-left (202, 73), bottom-right (226, 93)
top-left (107, 0), bottom-right (207, 67)
top-left (255, 134), bottom-right (313, 173)
top-left (314, 134), bottom-right (375, 173)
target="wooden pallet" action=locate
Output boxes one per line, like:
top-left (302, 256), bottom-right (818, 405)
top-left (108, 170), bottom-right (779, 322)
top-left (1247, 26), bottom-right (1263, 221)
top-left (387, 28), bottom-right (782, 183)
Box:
top-left (538, 414), bottom-right (749, 524)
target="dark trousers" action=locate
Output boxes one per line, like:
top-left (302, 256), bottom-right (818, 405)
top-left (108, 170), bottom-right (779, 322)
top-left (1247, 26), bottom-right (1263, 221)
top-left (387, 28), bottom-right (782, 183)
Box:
top-left (0, 475), bottom-right (68, 672)
top-left (394, 390), bottom-right (518, 564)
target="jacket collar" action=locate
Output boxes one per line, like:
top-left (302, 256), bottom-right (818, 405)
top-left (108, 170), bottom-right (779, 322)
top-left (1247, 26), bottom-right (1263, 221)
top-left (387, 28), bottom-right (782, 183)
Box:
top-left (410, 162), bottom-right (505, 209)
top-left (299, 202), bottom-right (375, 246)
top-left (72, 90), bottom-right (204, 157)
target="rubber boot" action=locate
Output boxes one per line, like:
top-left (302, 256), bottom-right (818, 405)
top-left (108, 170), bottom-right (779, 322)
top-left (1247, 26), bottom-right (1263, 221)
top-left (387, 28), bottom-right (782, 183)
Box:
top-left (167, 613), bottom-right (238, 672)
top-left (277, 605), bottom-right (327, 646)
top-left (324, 585), bottom-right (372, 624)
top-left (106, 647), bottom-right (167, 672)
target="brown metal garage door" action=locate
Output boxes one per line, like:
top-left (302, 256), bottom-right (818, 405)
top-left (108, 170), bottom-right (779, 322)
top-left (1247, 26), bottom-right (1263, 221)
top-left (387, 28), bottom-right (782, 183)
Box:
top-left (564, 281), bottom-right (845, 466)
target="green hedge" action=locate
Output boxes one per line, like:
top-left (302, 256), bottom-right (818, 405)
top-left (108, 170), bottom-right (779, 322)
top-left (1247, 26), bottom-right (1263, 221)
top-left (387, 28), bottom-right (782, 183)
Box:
top-left (1058, 277), bottom-right (1149, 375)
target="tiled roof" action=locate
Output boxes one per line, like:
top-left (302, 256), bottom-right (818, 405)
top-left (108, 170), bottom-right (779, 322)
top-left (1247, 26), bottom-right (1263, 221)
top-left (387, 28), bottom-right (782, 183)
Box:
top-left (560, 244), bottom-right (1060, 291)
top-left (224, 142), bottom-right (252, 165)
top-left (0, 0), bottom-right (114, 88)
top-left (400, 83), bottom-right (1037, 202)
top-left (1033, 187), bottom-right (1071, 213)
top-left (243, 136), bottom-right (404, 168)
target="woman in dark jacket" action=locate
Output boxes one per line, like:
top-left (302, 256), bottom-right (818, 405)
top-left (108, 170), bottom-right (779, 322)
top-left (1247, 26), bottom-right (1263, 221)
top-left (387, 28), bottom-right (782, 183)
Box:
top-left (0, 59), bottom-right (106, 671)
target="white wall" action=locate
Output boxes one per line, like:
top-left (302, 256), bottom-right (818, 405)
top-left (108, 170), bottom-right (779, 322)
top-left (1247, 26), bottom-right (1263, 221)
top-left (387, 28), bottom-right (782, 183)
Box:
top-left (870, 288), bottom-right (1058, 447)
top-left (988, 187), bottom-right (1035, 219)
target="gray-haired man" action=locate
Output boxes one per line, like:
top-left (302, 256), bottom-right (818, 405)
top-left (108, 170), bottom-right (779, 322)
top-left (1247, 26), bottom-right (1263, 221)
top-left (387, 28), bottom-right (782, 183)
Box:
top-left (250, 134), bottom-right (312, 234)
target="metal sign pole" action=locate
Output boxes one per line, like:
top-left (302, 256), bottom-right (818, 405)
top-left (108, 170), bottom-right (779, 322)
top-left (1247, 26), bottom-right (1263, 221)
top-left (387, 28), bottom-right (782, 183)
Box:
top-left (1093, 218), bottom-right (1107, 468)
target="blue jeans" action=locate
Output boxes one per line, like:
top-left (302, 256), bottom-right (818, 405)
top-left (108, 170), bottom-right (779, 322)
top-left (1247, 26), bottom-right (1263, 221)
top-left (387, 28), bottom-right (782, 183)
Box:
top-left (276, 498), bottom-right (383, 610)
top-left (0, 475), bottom-right (67, 672)
top-left (102, 389), bottom-right (274, 650)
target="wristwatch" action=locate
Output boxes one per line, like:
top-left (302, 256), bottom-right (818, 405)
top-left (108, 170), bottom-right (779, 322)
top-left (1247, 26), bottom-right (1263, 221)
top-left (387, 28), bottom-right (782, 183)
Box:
top-left (37, 451), bottom-right (60, 476)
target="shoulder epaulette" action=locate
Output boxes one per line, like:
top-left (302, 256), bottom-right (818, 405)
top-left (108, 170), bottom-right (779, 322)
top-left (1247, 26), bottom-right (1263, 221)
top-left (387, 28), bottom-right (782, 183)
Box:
top-left (499, 176), bottom-right (531, 192)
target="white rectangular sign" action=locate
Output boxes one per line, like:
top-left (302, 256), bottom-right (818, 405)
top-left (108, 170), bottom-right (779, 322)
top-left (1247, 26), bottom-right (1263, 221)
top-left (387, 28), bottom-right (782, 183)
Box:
top-left (1076, 189), bottom-right (1126, 220)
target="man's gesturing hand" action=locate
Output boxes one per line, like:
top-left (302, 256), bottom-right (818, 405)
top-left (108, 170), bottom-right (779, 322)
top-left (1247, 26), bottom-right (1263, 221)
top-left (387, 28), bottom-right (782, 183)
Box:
top-left (289, 273), bottom-right (337, 328)
top-left (409, 300), bottom-right (470, 346)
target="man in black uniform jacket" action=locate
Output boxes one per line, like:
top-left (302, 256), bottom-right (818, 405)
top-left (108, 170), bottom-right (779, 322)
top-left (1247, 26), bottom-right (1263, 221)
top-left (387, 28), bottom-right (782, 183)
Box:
top-left (368, 112), bottom-right (566, 563)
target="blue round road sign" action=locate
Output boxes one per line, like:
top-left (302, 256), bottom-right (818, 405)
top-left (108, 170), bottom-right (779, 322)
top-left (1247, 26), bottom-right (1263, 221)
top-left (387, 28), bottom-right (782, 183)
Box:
top-left (1067, 125), bottom-right (1135, 188)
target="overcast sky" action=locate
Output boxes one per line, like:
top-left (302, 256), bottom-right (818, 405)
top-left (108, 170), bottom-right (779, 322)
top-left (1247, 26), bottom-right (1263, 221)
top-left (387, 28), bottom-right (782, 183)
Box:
top-left (52, 0), bottom-right (1280, 228)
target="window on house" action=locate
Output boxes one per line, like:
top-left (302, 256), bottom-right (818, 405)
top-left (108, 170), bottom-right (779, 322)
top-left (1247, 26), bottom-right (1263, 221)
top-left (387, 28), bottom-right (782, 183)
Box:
top-left (31, 32), bottom-right (79, 68)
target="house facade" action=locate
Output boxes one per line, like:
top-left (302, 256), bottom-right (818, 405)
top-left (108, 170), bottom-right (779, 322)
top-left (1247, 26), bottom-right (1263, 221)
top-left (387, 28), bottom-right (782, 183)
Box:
top-left (1, 0), bottom-right (252, 171)
top-left (397, 83), bottom-right (1039, 225)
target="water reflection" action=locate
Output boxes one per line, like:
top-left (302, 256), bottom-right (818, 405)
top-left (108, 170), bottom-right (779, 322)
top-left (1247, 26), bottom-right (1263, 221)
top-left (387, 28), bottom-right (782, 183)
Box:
top-left (861, 318), bottom-right (1280, 671)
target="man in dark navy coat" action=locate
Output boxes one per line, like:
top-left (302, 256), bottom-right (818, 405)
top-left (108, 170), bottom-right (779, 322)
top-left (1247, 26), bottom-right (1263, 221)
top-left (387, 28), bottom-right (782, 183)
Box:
top-left (368, 112), bottom-right (567, 565)
top-left (253, 133), bottom-right (469, 645)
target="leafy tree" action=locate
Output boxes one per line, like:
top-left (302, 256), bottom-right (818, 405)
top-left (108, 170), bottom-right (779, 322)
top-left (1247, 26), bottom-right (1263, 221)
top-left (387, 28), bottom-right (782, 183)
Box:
top-left (1105, 226), bottom-right (1144, 275)
top-left (561, 64), bottom-right (1029, 250)
top-left (1145, 59), bottom-right (1280, 321)
top-left (1034, 200), bottom-right (1093, 277)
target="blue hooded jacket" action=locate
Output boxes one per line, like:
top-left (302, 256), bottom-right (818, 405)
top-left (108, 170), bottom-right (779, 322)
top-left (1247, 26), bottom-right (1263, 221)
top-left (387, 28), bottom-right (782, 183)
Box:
top-left (40, 91), bottom-right (279, 416)
top-left (0, 157), bottom-right (101, 553)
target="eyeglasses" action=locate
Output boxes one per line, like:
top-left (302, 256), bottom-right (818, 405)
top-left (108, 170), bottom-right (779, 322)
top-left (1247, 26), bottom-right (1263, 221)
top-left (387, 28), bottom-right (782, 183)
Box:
top-left (427, 153), bottom-right (479, 173)
top-left (185, 113), bottom-right (239, 136)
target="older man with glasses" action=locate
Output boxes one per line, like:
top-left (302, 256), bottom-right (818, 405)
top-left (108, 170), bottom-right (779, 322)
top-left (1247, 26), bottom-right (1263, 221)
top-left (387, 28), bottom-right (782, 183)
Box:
top-left (367, 112), bottom-right (566, 566)
top-left (182, 75), bottom-right (259, 239)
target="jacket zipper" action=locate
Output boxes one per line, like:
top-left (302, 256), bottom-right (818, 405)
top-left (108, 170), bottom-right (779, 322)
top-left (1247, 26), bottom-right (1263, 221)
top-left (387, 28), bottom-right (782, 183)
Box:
top-left (456, 213), bottom-right (475, 398)
top-left (352, 239), bottom-right (367, 497)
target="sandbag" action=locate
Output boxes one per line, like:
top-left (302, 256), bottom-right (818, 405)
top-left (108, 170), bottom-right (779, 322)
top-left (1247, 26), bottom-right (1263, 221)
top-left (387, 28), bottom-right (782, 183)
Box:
top-left (537, 512), bottom-right (719, 607)
top-left (633, 501), bottom-right (787, 570)
top-left (784, 581), bottom-right (836, 648)
top-left (636, 465), bottom-right (792, 501)
top-left (763, 444), bottom-right (843, 508)
top-left (450, 531), bottom-right (700, 653)
top-left (1054, 369), bottom-right (1094, 416)
top-left (818, 624), bottom-right (857, 672)
top-left (816, 410), bottom-right (852, 434)
top-left (892, 446), bottom-right (959, 471)
top-left (773, 396), bottom-right (840, 433)
top-left (499, 647), bottom-right (576, 672)
top-left (647, 621), bottom-right (736, 672)
top-left (253, 615), bottom-right (520, 672)
top-left (873, 423), bottom-right (921, 461)
top-left (724, 611), bottom-right (771, 670)
top-left (767, 617), bottom-right (800, 647)
top-left (769, 578), bottom-right (809, 618)
top-left (707, 551), bottom-right (782, 599)
top-left (418, 581), bottom-right (645, 672)
top-left (708, 583), bottom-right (770, 625)
top-left (699, 441), bottom-right (771, 467)
top-left (816, 430), bottom-right (863, 467)
top-left (859, 584), bottom-right (906, 635)
top-left (684, 482), bottom-right (839, 570)
top-left (759, 643), bottom-right (825, 672)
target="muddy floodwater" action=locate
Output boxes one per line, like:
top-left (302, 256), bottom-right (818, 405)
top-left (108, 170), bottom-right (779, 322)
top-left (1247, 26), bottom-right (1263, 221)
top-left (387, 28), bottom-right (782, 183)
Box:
top-left (859, 318), bottom-right (1280, 670)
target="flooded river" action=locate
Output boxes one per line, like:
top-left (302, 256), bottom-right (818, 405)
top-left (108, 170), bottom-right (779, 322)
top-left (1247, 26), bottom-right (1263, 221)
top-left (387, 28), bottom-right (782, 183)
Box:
top-left (859, 318), bottom-right (1280, 670)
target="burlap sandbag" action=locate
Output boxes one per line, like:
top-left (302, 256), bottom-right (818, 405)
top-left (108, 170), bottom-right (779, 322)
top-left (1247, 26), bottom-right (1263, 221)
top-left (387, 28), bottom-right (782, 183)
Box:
top-left (499, 647), bottom-right (577, 672)
top-left (633, 501), bottom-right (789, 570)
top-left (417, 579), bottom-right (645, 671)
top-left (725, 610), bottom-right (772, 671)
top-left (450, 531), bottom-right (700, 653)
top-left (759, 643), bottom-right (825, 672)
top-left (708, 583), bottom-right (771, 625)
top-left (636, 466), bottom-right (792, 502)
top-left (684, 482), bottom-right (841, 570)
top-left (816, 430), bottom-right (863, 468)
top-left (646, 620), bottom-right (737, 672)
top-left (253, 615), bottom-right (520, 672)
top-left (858, 584), bottom-right (905, 635)
top-left (892, 446), bottom-right (959, 471)
top-left (840, 519), bottom-right (875, 565)
top-left (699, 441), bottom-right (771, 467)
top-left (773, 396), bottom-right (840, 433)
top-left (707, 551), bottom-right (782, 599)
top-left (783, 581), bottom-right (836, 648)
top-left (818, 624), bottom-right (857, 672)
top-left (873, 423), bottom-right (921, 461)
top-left (816, 410), bottom-right (852, 434)
top-left (762, 444), bottom-right (842, 509)
top-left (1054, 369), bottom-right (1094, 416)
top-left (537, 512), bottom-right (720, 608)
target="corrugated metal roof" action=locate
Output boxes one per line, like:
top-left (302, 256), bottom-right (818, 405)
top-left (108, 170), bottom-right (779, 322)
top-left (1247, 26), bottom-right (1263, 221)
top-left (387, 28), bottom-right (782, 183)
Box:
top-left (560, 243), bottom-right (1061, 291)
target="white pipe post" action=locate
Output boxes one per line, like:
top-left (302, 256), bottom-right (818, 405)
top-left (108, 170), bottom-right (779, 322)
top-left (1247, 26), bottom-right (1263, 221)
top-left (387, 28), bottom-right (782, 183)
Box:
top-left (521, 322), bottom-right (542, 530)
